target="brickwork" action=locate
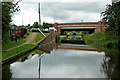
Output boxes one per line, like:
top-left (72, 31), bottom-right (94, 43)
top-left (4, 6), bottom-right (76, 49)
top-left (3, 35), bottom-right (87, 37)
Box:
top-left (38, 33), bottom-right (55, 45)
top-left (53, 21), bottom-right (107, 34)
top-left (37, 32), bottom-right (55, 53)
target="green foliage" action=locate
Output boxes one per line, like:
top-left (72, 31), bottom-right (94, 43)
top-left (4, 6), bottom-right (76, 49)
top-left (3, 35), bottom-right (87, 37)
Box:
top-left (64, 31), bottom-right (69, 35)
top-left (75, 37), bottom-right (84, 41)
top-left (84, 31), bottom-right (118, 50)
top-left (64, 36), bottom-right (84, 41)
top-left (56, 34), bottom-right (61, 45)
top-left (23, 34), bottom-right (27, 38)
top-left (32, 22), bottom-right (39, 28)
top-left (40, 25), bottom-right (44, 29)
top-left (101, 1), bottom-right (120, 36)
top-left (42, 22), bottom-right (53, 29)
top-left (1, 44), bottom-right (35, 60)
top-left (23, 32), bottom-right (29, 38)
top-left (26, 32), bottom-right (29, 35)
top-left (34, 50), bottom-right (44, 54)
top-left (44, 33), bottom-right (49, 36)
top-left (2, 1), bottom-right (20, 45)
top-left (25, 24), bottom-right (31, 28)
top-left (81, 31), bottom-right (89, 35)
top-left (2, 65), bottom-right (12, 80)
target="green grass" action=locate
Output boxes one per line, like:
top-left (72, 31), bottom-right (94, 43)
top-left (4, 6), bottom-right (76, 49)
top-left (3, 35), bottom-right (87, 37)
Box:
top-left (44, 33), bottom-right (49, 36)
top-left (32, 33), bottom-right (49, 43)
top-left (84, 31), bottom-right (118, 50)
top-left (34, 50), bottom-right (44, 54)
top-left (2, 32), bottom-right (32, 50)
top-left (2, 39), bottom-right (26, 50)
top-left (1, 44), bottom-right (35, 60)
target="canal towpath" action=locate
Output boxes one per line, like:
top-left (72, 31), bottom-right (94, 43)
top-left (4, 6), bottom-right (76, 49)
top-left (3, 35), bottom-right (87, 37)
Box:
top-left (3, 32), bottom-right (37, 52)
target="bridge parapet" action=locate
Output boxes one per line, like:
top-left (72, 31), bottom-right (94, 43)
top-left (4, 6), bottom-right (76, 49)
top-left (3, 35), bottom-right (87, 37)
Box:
top-left (38, 32), bottom-right (55, 45)
top-left (53, 21), bottom-right (107, 34)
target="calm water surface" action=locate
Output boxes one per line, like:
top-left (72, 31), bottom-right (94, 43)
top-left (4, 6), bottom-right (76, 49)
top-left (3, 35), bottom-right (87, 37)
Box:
top-left (2, 49), bottom-right (107, 78)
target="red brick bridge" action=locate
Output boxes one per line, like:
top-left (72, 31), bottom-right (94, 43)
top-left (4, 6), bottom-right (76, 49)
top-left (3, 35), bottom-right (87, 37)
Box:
top-left (53, 21), bottom-right (107, 35)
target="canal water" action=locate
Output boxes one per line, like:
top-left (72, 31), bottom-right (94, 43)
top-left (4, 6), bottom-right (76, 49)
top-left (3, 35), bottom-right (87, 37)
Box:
top-left (2, 48), bottom-right (107, 79)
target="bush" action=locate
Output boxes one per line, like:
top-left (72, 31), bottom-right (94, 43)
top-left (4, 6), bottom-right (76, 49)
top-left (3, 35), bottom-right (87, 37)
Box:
top-left (23, 34), bottom-right (27, 38)
top-left (56, 34), bottom-right (61, 44)
top-left (26, 32), bottom-right (29, 35)
top-left (84, 31), bottom-right (118, 50)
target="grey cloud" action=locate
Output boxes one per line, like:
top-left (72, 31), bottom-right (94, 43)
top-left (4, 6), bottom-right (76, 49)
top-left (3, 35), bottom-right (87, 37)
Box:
top-left (14, 1), bottom-right (108, 25)
top-left (41, 2), bottom-right (106, 13)
top-left (20, 2), bottom-right (38, 12)
top-left (40, 2), bottom-right (106, 22)
top-left (60, 2), bottom-right (106, 13)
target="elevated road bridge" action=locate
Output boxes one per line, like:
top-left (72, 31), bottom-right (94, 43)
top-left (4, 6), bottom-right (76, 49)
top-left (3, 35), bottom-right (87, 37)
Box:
top-left (53, 21), bottom-right (106, 35)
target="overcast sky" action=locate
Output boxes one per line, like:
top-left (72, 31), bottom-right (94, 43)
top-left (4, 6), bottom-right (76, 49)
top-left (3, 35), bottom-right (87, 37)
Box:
top-left (11, 0), bottom-right (111, 26)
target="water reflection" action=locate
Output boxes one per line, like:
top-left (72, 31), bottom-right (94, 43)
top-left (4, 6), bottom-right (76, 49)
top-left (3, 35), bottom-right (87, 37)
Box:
top-left (19, 53), bottom-right (35, 62)
top-left (2, 65), bottom-right (12, 80)
top-left (2, 47), bottom-right (120, 79)
top-left (101, 49), bottom-right (120, 79)
top-left (38, 41), bottom-right (55, 53)
top-left (41, 49), bottom-right (106, 78)
top-left (10, 54), bottom-right (39, 78)
top-left (2, 49), bottom-right (107, 78)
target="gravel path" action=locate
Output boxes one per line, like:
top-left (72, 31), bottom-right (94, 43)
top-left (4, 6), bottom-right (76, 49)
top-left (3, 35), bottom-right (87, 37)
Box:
top-left (25, 32), bottom-right (37, 44)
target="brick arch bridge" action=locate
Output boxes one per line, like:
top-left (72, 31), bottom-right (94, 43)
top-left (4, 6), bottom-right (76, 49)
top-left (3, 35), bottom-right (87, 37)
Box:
top-left (53, 21), bottom-right (107, 35)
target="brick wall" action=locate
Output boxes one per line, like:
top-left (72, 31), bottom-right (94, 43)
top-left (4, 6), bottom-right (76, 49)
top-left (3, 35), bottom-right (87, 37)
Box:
top-left (38, 33), bottom-right (55, 45)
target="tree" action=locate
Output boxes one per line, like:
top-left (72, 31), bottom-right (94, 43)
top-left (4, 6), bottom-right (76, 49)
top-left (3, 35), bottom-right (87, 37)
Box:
top-left (101, 1), bottom-right (120, 36)
top-left (26, 24), bottom-right (30, 28)
top-left (42, 22), bottom-right (53, 29)
top-left (32, 22), bottom-right (39, 28)
top-left (2, 0), bottom-right (20, 45)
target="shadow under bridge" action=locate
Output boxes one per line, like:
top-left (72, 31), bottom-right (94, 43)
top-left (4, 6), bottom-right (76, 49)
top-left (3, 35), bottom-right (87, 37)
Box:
top-left (60, 25), bottom-right (96, 35)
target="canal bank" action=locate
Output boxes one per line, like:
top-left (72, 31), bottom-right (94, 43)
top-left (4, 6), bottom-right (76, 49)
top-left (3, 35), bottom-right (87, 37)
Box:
top-left (1, 33), bottom-right (54, 65)
top-left (56, 43), bottom-right (100, 51)
top-left (2, 39), bottom-right (120, 79)
top-left (2, 32), bottom-right (119, 79)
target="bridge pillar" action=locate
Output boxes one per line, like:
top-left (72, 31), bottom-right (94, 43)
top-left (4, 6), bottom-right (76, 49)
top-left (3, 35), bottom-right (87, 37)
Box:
top-left (94, 21), bottom-right (102, 32)
top-left (53, 23), bottom-right (61, 35)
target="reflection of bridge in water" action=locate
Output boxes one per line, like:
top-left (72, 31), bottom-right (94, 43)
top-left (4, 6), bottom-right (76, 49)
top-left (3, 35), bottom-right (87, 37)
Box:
top-left (37, 32), bottom-right (101, 53)
top-left (38, 41), bottom-right (55, 53)
top-left (56, 43), bottom-right (101, 52)
top-left (37, 32), bottom-right (56, 53)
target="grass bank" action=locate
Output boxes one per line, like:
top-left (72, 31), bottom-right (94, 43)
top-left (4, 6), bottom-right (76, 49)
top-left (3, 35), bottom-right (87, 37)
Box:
top-left (2, 39), bottom-right (26, 50)
top-left (84, 31), bottom-right (118, 51)
top-left (1, 44), bottom-right (35, 60)
top-left (1, 32), bottom-right (49, 61)
top-left (32, 33), bottom-right (49, 43)
top-left (34, 50), bottom-right (44, 54)
top-left (2, 32), bottom-right (30, 51)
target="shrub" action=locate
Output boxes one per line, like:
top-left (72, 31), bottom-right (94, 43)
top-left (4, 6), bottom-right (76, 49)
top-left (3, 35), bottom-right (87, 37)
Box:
top-left (26, 32), bottom-right (29, 35)
top-left (84, 31), bottom-right (118, 50)
top-left (56, 34), bottom-right (61, 44)
top-left (23, 34), bottom-right (27, 38)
